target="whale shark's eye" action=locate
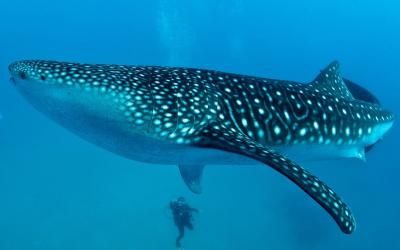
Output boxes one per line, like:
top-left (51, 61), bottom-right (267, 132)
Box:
top-left (40, 75), bottom-right (46, 81)
top-left (20, 72), bottom-right (26, 79)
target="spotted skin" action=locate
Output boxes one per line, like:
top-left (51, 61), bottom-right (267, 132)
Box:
top-left (211, 62), bottom-right (393, 150)
top-left (9, 60), bottom-right (395, 235)
top-left (9, 61), bottom-right (219, 144)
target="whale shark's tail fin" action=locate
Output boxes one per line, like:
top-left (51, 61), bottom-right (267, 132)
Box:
top-left (202, 124), bottom-right (356, 234)
top-left (343, 78), bottom-right (380, 105)
top-left (343, 78), bottom-right (382, 152)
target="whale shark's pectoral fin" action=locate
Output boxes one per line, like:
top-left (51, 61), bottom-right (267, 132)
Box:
top-left (203, 125), bottom-right (356, 234)
top-left (178, 164), bottom-right (205, 194)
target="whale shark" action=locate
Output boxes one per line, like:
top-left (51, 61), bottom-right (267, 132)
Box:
top-left (8, 60), bottom-right (394, 234)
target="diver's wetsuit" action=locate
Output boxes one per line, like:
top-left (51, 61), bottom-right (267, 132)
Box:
top-left (170, 198), bottom-right (198, 248)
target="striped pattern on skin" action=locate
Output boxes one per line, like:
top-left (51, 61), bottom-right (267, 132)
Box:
top-left (211, 62), bottom-right (393, 148)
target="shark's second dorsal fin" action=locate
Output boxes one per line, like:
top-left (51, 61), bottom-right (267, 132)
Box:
top-left (309, 61), bottom-right (354, 100)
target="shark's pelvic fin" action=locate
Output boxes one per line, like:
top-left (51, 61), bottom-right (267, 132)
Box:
top-left (310, 61), bottom-right (354, 100)
top-left (203, 125), bottom-right (356, 234)
top-left (178, 164), bottom-right (205, 194)
top-left (357, 149), bottom-right (366, 162)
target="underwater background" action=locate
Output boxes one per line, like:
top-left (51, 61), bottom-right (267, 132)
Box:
top-left (0, 0), bottom-right (399, 249)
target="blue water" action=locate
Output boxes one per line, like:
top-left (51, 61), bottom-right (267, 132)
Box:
top-left (1, 0), bottom-right (399, 249)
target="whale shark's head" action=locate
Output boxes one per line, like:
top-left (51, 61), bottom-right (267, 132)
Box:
top-left (10, 60), bottom-right (83, 113)
top-left (10, 60), bottom-right (111, 123)
top-left (8, 60), bottom-right (142, 137)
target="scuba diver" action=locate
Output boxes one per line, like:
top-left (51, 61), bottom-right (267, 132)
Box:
top-left (170, 197), bottom-right (199, 249)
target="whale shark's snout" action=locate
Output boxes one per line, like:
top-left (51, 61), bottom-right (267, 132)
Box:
top-left (9, 60), bottom-right (61, 94)
top-left (9, 60), bottom-right (68, 101)
top-left (9, 60), bottom-right (55, 103)
top-left (9, 60), bottom-right (75, 86)
top-left (9, 60), bottom-right (42, 84)
top-left (8, 60), bottom-right (132, 138)
top-left (9, 61), bottom-right (26, 86)
top-left (8, 61), bottom-right (25, 79)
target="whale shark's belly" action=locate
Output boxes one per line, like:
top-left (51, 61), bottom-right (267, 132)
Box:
top-left (50, 104), bottom-right (258, 165)
top-left (30, 97), bottom-right (391, 166)
top-left (74, 118), bottom-right (367, 166)
top-left (52, 102), bottom-right (391, 165)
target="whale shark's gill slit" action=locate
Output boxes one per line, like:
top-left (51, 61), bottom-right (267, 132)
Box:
top-left (199, 71), bottom-right (212, 126)
top-left (240, 83), bottom-right (258, 140)
top-left (222, 96), bottom-right (246, 135)
top-left (171, 97), bottom-right (181, 136)
top-left (266, 88), bottom-right (293, 144)
top-left (226, 77), bottom-right (263, 139)
top-left (145, 68), bottom-right (156, 134)
top-left (167, 71), bottom-right (179, 136)
top-left (203, 125), bottom-right (356, 234)
top-left (289, 92), bottom-right (309, 121)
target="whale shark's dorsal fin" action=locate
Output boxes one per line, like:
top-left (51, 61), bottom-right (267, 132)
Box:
top-left (178, 164), bottom-right (205, 194)
top-left (203, 124), bottom-right (356, 234)
top-left (309, 61), bottom-right (354, 100)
